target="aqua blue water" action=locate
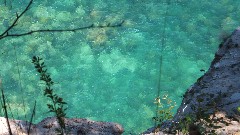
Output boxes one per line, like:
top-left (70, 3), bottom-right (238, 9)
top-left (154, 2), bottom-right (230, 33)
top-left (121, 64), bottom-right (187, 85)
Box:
top-left (0, 0), bottom-right (240, 134)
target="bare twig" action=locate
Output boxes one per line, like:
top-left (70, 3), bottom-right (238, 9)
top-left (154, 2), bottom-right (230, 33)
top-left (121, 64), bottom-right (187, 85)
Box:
top-left (0, 0), bottom-right (124, 40)
top-left (27, 100), bottom-right (36, 135)
top-left (0, 79), bottom-right (13, 135)
top-left (0, 20), bottom-right (125, 39)
top-left (0, 0), bottom-right (33, 38)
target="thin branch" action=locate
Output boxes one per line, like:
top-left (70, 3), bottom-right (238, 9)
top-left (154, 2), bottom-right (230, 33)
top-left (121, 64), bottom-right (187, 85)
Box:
top-left (0, 0), bottom-right (125, 40)
top-left (0, 0), bottom-right (33, 38)
top-left (0, 20), bottom-right (125, 40)
top-left (27, 100), bottom-right (36, 135)
top-left (0, 79), bottom-right (13, 135)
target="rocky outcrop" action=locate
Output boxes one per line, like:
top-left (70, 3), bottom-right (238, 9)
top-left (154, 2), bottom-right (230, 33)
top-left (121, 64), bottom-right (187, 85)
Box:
top-left (0, 117), bottom-right (124, 135)
top-left (144, 27), bottom-right (240, 134)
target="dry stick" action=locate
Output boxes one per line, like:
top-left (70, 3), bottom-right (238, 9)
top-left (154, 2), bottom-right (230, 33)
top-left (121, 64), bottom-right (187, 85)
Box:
top-left (6, 101), bottom-right (19, 134)
top-left (0, 79), bottom-right (13, 135)
top-left (0, 0), bottom-right (124, 40)
top-left (0, 82), bottom-right (10, 132)
top-left (0, 0), bottom-right (33, 38)
top-left (6, 100), bottom-right (25, 135)
top-left (0, 21), bottom-right (125, 39)
top-left (27, 100), bottom-right (36, 135)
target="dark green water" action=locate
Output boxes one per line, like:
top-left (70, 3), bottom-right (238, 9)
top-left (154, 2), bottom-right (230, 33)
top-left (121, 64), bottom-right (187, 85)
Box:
top-left (0, 0), bottom-right (239, 134)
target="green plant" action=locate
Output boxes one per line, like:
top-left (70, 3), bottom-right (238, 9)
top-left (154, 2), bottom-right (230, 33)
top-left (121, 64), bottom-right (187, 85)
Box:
top-left (177, 115), bottom-right (193, 134)
top-left (153, 94), bottom-right (176, 127)
top-left (32, 56), bottom-right (67, 135)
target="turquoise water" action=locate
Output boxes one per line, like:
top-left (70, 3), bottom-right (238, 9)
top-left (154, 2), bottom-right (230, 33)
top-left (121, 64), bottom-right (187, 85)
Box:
top-left (0, 0), bottom-right (240, 134)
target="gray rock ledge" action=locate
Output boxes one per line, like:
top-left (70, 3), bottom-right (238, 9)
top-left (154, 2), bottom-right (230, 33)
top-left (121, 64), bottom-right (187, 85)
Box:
top-left (144, 27), bottom-right (240, 134)
top-left (0, 117), bottom-right (124, 135)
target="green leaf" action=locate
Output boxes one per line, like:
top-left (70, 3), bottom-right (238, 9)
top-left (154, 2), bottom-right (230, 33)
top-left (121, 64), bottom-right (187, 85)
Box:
top-left (61, 102), bottom-right (67, 104)
top-left (32, 56), bottom-right (67, 132)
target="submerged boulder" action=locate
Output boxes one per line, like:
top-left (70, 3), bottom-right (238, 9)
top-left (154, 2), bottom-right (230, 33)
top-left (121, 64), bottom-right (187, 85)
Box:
top-left (144, 27), bottom-right (240, 134)
top-left (0, 117), bottom-right (124, 135)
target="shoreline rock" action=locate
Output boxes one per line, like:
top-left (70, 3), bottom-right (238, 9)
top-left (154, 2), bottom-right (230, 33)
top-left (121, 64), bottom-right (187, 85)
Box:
top-left (0, 117), bottom-right (124, 135)
top-left (143, 27), bottom-right (240, 134)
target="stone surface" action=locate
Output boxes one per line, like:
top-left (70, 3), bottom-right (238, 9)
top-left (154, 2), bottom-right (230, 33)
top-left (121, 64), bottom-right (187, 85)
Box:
top-left (143, 27), bottom-right (240, 134)
top-left (0, 117), bottom-right (124, 135)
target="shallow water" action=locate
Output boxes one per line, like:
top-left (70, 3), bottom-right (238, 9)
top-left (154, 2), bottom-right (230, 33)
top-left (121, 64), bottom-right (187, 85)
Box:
top-left (0, 0), bottom-right (240, 134)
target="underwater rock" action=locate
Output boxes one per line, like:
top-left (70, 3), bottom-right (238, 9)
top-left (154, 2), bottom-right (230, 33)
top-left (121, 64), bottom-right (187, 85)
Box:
top-left (0, 117), bottom-right (124, 135)
top-left (143, 27), bottom-right (240, 134)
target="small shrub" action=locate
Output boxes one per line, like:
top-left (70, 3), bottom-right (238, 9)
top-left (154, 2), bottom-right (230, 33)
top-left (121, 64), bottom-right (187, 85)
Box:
top-left (32, 56), bottom-right (67, 135)
top-left (153, 94), bottom-right (176, 127)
